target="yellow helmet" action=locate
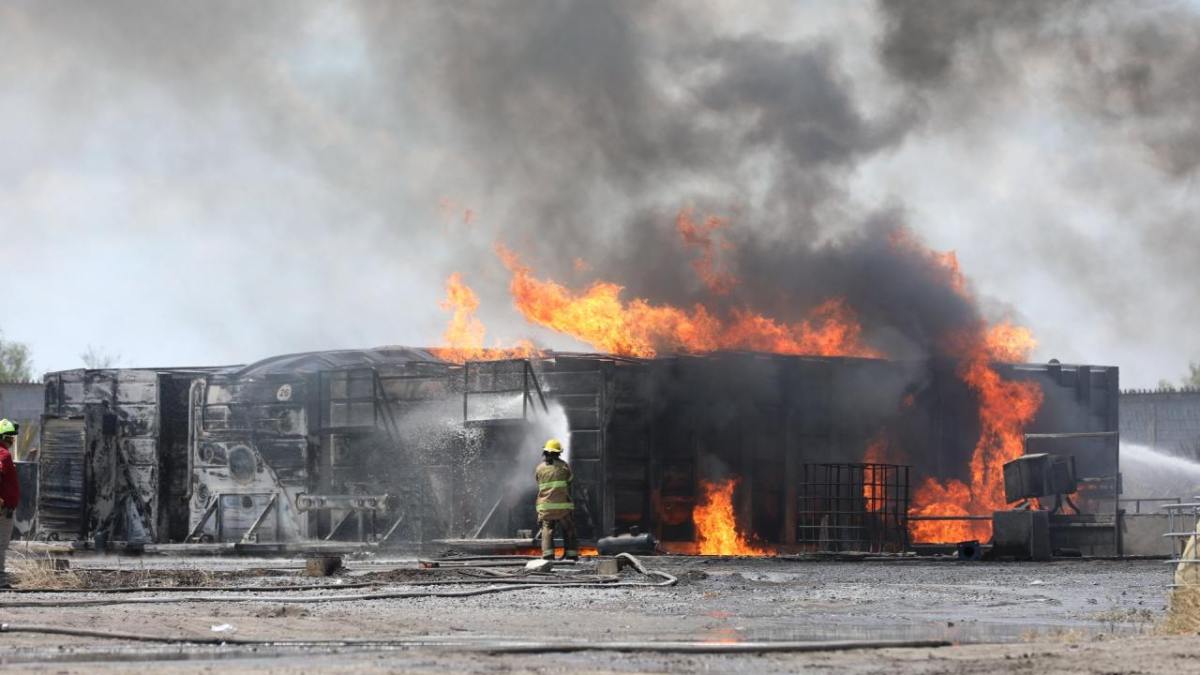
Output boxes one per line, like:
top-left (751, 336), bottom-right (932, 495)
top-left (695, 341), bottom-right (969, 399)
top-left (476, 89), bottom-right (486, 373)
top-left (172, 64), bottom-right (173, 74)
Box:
top-left (542, 438), bottom-right (563, 453)
top-left (0, 419), bottom-right (16, 438)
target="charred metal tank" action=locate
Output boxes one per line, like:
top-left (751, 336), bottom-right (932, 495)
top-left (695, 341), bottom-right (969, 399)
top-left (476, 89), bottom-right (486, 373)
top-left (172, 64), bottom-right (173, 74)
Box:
top-left (40, 367), bottom-right (220, 543)
top-left (181, 348), bottom-right (468, 546)
top-left (597, 527), bottom-right (657, 555)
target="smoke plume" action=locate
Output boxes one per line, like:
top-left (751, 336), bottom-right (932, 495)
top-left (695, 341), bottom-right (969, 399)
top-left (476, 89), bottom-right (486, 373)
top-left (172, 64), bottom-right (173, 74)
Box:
top-left (2, 1), bottom-right (1199, 384)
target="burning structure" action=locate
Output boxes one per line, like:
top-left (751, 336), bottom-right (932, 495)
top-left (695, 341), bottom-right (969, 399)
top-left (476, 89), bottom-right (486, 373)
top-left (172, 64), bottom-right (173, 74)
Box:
top-left (14, 0), bottom-right (1200, 569)
top-left (30, 346), bottom-right (1118, 555)
top-left (18, 200), bottom-right (1125, 557)
top-left (24, 205), bottom-right (1124, 556)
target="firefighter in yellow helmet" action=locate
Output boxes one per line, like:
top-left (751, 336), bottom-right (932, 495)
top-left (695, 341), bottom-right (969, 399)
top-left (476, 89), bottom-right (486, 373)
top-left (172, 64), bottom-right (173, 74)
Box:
top-left (534, 438), bottom-right (579, 560)
top-left (0, 419), bottom-right (19, 588)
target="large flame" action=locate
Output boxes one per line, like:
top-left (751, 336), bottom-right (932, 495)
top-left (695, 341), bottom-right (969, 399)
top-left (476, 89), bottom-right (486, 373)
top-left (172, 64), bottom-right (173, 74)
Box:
top-left (890, 228), bottom-right (969, 298)
top-left (427, 273), bottom-right (539, 364)
top-left (428, 217), bottom-right (1049, 550)
top-left (694, 478), bottom-right (774, 556)
top-left (497, 244), bottom-right (879, 359)
top-left (862, 433), bottom-right (888, 513)
top-left (908, 323), bottom-right (1045, 542)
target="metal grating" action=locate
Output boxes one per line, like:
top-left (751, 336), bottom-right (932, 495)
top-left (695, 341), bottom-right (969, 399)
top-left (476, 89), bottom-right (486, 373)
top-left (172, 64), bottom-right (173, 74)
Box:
top-left (37, 418), bottom-right (87, 540)
top-left (797, 462), bottom-right (910, 553)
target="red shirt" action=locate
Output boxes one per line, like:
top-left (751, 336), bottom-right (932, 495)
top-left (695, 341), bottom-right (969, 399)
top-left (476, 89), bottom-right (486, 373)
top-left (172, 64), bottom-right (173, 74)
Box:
top-left (0, 446), bottom-right (18, 511)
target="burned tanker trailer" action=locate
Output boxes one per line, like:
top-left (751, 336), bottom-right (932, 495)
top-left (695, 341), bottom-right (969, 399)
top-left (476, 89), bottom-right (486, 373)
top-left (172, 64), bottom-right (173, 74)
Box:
top-left (37, 366), bottom-right (223, 545)
top-left (35, 349), bottom-right (550, 549)
top-left (32, 349), bottom-right (1119, 555)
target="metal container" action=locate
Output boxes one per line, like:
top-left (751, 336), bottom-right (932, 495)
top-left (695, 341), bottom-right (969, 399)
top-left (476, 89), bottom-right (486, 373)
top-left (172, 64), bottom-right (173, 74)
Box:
top-left (597, 528), bottom-right (657, 555)
top-left (1003, 453), bottom-right (1077, 502)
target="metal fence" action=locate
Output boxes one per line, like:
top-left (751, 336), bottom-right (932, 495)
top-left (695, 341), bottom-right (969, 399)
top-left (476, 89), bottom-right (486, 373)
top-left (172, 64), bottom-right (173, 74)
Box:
top-left (797, 463), bottom-right (911, 553)
top-left (1163, 501), bottom-right (1200, 588)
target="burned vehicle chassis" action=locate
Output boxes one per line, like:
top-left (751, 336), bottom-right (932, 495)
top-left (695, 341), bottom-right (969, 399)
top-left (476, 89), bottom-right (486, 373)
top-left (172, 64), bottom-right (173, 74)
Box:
top-left (32, 349), bottom-right (1120, 555)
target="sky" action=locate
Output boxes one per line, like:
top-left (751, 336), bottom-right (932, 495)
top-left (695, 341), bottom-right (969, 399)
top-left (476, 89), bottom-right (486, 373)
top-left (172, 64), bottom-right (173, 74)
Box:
top-left (2, 1), bottom-right (1199, 388)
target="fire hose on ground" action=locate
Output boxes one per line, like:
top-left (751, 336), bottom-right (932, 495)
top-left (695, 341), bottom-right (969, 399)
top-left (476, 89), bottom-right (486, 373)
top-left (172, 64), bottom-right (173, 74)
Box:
top-left (0, 624), bottom-right (951, 655)
top-left (0, 565), bottom-right (611, 594)
top-left (0, 553), bottom-right (676, 609)
top-left (0, 581), bottom-right (381, 594)
top-left (0, 553), bottom-right (955, 657)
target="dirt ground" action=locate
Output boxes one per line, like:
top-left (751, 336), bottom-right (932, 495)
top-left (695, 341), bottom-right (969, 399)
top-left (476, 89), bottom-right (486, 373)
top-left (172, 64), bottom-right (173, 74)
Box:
top-left (7, 637), bottom-right (1194, 674)
top-left (0, 552), bottom-right (1191, 673)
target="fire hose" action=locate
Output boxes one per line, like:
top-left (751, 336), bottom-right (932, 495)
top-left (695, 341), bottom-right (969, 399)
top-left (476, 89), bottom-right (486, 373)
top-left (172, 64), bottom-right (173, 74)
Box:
top-left (0, 553), bottom-right (676, 609)
top-left (0, 555), bottom-right (953, 657)
top-left (0, 624), bottom-right (951, 654)
top-left (0, 581), bottom-right (381, 594)
top-left (0, 563), bottom-right (602, 594)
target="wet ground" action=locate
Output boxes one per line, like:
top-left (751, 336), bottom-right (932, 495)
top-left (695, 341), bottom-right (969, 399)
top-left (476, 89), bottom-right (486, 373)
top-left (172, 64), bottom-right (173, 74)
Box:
top-left (0, 553), bottom-right (1187, 672)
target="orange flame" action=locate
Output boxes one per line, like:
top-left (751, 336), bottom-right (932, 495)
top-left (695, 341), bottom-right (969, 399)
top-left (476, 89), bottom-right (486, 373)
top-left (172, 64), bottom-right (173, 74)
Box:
top-left (515, 546), bottom-right (599, 558)
top-left (908, 478), bottom-right (977, 541)
top-left (863, 434), bottom-right (887, 513)
top-left (694, 478), bottom-right (774, 556)
top-left (889, 228), bottom-right (968, 297)
top-left (428, 273), bottom-right (539, 364)
top-left (497, 244), bottom-right (879, 359)
top-left (677, 209), bottom-right (738, 296)
top-left (909, 322), bottom-right (1045, 542)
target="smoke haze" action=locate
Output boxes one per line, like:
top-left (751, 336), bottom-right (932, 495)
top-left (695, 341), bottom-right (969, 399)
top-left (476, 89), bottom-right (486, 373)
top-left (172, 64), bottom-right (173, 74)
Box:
top-left (2, 1), bottom-right (1199, 385)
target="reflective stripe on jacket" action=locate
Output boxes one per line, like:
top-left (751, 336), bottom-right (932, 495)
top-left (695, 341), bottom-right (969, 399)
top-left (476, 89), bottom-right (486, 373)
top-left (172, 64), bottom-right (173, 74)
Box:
top-left (535, 459), bottom-right (573, 519)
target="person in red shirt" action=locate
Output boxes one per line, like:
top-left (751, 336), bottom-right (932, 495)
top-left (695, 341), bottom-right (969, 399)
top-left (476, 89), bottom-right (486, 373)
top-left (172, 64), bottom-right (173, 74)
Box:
top-left (0, 418), bottom-right (19, 588)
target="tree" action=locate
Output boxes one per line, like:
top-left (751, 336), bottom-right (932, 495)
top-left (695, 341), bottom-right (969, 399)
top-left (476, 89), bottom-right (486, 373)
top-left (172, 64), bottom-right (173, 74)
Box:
top-left (0, 332), bottom-right (33, 381)
top-left (81, 345), bottom-right (120, 369)
top-left (1186, 362), bottom-right (1200, 389)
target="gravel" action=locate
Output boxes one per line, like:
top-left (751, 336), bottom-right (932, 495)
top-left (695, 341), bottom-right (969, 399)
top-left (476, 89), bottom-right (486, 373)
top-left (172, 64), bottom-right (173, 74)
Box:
top-left (0, 555), bottom-right (1179, 672)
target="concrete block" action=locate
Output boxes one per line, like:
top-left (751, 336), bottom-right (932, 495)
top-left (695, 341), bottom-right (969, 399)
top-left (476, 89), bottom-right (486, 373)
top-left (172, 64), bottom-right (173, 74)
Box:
top-left (993, 510), bottom-right (1052, 561)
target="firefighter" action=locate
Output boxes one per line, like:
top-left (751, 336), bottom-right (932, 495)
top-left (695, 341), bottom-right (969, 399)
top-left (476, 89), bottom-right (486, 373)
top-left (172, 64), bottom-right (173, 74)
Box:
top-left (535, 438), bottom-right (579, 561)
top-left (0, 419), bottom-right (19, 588)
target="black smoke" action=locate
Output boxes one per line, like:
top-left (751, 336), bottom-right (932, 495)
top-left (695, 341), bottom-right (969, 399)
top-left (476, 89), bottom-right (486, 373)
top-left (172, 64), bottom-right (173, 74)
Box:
top-left (4, 1), bottom-right (1200, 382)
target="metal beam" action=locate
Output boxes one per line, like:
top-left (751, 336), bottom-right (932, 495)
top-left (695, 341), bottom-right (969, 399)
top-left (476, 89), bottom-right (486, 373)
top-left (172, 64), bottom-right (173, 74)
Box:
top-left (378, 513), bottom-right (406, 545)
top-left (323, 509), bottom-right (356, 541)
top-left (908, 515), bottom-right (992, 521)
top-left (472, 496), bottom-right (505, 539)
top-left (240, 493), bottom-right (279, 544)
top-left (1023, 432), bottom-right (1119, 440)
top-left (185, 495), bottom-right (219, 543)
